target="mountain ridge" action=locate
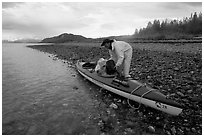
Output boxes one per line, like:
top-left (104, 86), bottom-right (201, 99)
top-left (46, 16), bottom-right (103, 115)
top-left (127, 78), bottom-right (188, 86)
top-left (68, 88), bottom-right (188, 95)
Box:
top-left (40, 33), bottom-right (134, 43)
top-left (40, 33), bottom-right (94, 43)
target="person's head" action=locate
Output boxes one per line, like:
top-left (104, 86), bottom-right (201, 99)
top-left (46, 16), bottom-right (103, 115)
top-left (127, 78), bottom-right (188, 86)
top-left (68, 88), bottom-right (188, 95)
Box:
top-left (101, 39), bottom-right (114, 50)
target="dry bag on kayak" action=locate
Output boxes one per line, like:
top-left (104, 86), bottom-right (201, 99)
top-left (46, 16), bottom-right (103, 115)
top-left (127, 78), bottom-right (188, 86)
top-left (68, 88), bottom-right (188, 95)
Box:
top-left (106, 59), bottom-right (116, 75)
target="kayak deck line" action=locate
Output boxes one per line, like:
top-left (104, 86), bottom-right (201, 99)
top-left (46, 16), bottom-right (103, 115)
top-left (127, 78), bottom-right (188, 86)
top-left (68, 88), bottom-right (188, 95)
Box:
top-left (76, 61), bottom-right (183, 115)
top-left (128, 86), bottom-right (157, 110)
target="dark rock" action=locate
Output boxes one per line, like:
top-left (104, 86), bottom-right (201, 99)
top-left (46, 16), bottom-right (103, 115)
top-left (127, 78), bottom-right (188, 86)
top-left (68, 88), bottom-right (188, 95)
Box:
top-left (73, 86), bottom-right (79, 90)
top-left (191, 127), bottom-right (196, 133)
top-left (126, 121), bottom-right (135, 127)
top-left (148, 126), bottom-right (155, 133)
top-left (109, 103), bottom-right (118, 109)
top-left (166, 131), bottom-right (171, 135)
top-left (185, 127), bottom-right (190, 132)
top-left (174, 67), bottom-right (179, 71)
top-left (27, 125), bottom-right (38, 135)
top-left (191, 96), bottom-right (202, 102)
top-left (171, 126), bottom-right (176, 135)
top-left (177, 128), bottom-right (184, 135)
top-left (187, 90), bottom-right (193, 94)
top-left (176, 92), bottom-right (185, 97)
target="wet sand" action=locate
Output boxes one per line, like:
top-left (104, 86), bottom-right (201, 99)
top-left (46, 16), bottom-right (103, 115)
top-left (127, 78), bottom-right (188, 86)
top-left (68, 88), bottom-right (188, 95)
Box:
top-left (28, 42), bottom-right (202, 135)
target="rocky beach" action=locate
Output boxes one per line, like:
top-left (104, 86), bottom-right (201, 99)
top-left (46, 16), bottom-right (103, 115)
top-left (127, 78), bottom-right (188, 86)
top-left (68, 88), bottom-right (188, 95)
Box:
top-left (28, 42), bottom-right (202, 135)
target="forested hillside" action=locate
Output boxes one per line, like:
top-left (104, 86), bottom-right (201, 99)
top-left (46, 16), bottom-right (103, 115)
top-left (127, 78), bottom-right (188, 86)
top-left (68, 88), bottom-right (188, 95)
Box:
top-left (134, 12), bottom-right (202, 39)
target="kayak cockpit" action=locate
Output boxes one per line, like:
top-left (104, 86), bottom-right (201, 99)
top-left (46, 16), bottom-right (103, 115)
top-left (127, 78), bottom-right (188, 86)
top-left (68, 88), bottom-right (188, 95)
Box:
top-left (82, 62), bottom-right (97, 69)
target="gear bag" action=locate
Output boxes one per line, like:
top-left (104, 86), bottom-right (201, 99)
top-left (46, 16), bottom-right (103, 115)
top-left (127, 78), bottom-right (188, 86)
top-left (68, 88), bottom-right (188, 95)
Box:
top-left (106, 60), bottom-right (116, 75)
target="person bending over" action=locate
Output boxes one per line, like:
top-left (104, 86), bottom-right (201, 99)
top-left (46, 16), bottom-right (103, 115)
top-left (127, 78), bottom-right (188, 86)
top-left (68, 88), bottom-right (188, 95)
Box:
top-left (101, 39), bottom-right (132, 80)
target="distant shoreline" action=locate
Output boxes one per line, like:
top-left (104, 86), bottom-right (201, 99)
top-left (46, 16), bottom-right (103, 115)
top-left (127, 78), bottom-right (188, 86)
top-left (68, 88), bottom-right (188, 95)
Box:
top-left (3, 35), bottom-right (202, 44)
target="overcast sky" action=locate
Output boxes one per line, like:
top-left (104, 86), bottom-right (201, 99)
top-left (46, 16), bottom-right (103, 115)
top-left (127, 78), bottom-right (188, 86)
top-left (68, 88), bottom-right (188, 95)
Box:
top-left (2, 2), bottom-right (202, 40)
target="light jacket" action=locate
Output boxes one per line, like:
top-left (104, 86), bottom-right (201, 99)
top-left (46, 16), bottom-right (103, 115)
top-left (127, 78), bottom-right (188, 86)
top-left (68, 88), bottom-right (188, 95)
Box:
top-left (109, 39), bottom-right (132, 67)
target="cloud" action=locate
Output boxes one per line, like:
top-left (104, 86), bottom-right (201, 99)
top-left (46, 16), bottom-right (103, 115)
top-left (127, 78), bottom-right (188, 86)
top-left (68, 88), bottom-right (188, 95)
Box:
top-left (182, 2), bottom-right (202, 7)
top-left (159, 2), bottom-right (202, 10)
top-left (2, 2), bottom-right (24, 9)
top-left (2, 3), bottom-right (98, 39)
top-left (2, 2), bottom-right (202, 40)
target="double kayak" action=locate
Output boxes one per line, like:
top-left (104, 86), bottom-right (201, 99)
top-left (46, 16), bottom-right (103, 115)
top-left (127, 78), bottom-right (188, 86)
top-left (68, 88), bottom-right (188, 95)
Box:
top-left (76, 60), bottom-right (183, 115)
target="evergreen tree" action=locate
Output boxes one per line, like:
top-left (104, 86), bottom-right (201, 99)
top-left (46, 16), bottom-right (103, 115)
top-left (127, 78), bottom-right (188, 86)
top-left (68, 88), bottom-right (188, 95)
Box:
top-left (135, 12), bottom-right (202, 39)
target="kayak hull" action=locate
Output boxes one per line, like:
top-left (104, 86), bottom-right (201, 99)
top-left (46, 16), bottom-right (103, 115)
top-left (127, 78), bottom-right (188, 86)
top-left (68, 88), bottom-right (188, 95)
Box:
top-left (76, 61), bottom-right (182, 115)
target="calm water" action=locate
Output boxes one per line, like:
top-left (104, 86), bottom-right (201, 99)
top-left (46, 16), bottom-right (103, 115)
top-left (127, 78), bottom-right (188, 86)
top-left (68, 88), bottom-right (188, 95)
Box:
top-left (2, 43), bottom-right (103, 134)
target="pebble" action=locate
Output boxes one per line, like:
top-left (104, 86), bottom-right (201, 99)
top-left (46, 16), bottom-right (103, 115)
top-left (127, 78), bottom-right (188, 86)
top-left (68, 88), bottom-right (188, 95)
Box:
top-left (107, 109), bottom-right (111, 114)
top-left (174, 67), bottom-right (179, 71)
top-left (148, 126), bottom-right (155, 133)
top-left (126, 121), bottom-right (135, 127)
top-left (185, 127), bottom-right (190, 132)
top-left (62, 103), bottom-right (68, 106)
top-left (27, 125), bottom-right (38, 135)
top-left (191, 127), bottom-right (196, 133)
top-left (109, 103), bottom-right (118, 109)
top-left (122, 100), bottom-right (127, 104)
top-left (170, 93), bottom-right (176, 96)
top-left (171, 126), bottom-right (176, 135)
top-left (187, 89), bottom-right (193, 93)
top-left (73, 86), bottom-right (79, 90)
top-left (190, 71), bottom-right (194, 74)
top-left (191, 96), bottom-right (201, 102)
top-left (166, 131), bottom-right (171, 135)
top-left (113, 98), bottom-right (118, 102)
top-left (176, 92), bottom-right (185, 97)
top-left (184, 119), bottom-right (188, 122)
top-left (177, 128), bottom-right (184, 135)
top-left (98, 120), bottom-right (103, 126)
top-left (138, 112), bottom-right (143, 117)
top-left (156, 117), bottom-right (160, 120)
top-left (125, 128), bottom-right (134, 133)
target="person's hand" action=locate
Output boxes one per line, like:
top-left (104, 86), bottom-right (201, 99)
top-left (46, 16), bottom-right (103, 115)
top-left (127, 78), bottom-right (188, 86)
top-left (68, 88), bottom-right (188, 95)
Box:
top-left (115, 65), bottom-right (119, 72)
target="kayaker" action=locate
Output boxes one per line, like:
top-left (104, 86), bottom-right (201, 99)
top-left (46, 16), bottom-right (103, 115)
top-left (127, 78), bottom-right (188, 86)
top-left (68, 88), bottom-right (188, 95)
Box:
top-left (101, 39), bottom-right (133, 80)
